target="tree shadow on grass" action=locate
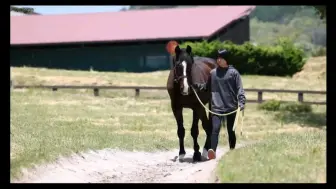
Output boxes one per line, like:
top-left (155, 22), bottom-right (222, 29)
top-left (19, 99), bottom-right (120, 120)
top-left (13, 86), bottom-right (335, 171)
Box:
top-left (275, 111), bottom-right (326, 128)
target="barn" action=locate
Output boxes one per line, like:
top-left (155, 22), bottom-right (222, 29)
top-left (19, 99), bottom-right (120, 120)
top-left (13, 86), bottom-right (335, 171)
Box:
top-left (10, 6), bottom-right (255, 72)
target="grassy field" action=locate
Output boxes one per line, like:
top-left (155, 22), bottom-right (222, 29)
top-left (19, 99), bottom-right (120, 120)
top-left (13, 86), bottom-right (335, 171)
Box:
top-left (11, 56), bottom-right (326, 102)
top-left (217, 130), bottom-right (326, 183)
top-left (10, 56), bottom-right (326, 182)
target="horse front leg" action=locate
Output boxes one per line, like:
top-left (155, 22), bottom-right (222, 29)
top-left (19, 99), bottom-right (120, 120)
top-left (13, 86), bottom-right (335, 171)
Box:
top-left (196, 107), bottom-right (212, 160)
top-left (172, 106), bottom-right (186, 160)
top-left (191, 109), bottom-right (201, 161)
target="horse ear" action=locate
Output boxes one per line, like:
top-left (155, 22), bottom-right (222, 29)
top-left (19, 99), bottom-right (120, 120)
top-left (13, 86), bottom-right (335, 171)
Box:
top-left (186, 45), bottom-right (192, 54)
top-left (175, 45), bottom-right (181, 55)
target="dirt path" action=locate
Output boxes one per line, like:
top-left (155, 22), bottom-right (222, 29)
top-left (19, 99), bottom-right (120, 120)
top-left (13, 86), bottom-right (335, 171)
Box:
top-left (14, 143), bottom-right (252, 183)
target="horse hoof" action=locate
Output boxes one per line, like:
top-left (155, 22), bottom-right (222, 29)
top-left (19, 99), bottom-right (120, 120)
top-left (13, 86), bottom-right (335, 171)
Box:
top-left (178, 154), bottom-right (185, 161)
top-left (193, 151), bottom-right (202, 162)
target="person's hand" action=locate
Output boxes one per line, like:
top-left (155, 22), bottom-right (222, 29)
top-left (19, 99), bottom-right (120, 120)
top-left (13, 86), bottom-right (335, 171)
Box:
top-left (192, 83), bottom-right (200, 88)
top-left (192, 83), bottom-right (200, 92)
top-left (192, 83), bottom-right (207, 92)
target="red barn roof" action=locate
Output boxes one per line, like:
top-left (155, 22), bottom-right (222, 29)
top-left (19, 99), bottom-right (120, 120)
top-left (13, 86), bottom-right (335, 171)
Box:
top-left (10, 6), bottom-right (255, 45)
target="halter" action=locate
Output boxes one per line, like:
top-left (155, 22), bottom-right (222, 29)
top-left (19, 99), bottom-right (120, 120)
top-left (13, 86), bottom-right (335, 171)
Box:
top-left (173, 59), bottom-right (188, 83)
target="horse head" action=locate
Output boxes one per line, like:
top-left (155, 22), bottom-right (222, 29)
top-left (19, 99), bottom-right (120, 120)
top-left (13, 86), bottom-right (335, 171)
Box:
top-left (173, 45), bottom-right (194, 96)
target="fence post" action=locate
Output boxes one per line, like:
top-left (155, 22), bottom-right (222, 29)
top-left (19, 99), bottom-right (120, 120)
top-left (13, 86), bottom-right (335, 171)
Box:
top-left (93, 88), bottom-right (99, 96)
top-left (298, 92), bottom-right (304, 102)
top-left (52, 88), bottom-right (58, 91)
top-left (257, 91), bottom-right (263, 103)
top-left (135, 88), bottom-right (140, 97)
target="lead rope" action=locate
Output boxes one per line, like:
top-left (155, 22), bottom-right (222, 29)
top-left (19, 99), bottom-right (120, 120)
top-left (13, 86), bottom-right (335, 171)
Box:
top-left (191, 87), bottom-right (245, 136)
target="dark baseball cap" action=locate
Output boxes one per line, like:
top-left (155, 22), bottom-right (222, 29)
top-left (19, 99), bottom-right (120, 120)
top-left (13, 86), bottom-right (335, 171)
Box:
top-left (217, 49), bottom-right (229, 59)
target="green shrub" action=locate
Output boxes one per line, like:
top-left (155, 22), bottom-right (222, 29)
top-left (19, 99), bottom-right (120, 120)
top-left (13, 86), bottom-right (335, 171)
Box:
top-left (180, 39), bottom-right (306, 76)
top-left (280, 102), bottom-right (312, 113)
top-left (259, 100), bottom-right (312, 113)
top-left (258, 100), bottom-right (281, 111)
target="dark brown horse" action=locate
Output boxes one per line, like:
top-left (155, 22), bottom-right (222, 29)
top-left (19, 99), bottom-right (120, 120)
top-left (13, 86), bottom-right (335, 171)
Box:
top-left (167, 45), bottom-right (217, 161)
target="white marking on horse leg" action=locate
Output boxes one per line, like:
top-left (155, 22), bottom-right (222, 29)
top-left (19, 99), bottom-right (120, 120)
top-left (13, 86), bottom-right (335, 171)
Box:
top-left (201, 148), bottom-right (208, 159)
top-left (178, 154), bottom-right (185, 160)
top-left (181, 61), bottom-right (189, 94)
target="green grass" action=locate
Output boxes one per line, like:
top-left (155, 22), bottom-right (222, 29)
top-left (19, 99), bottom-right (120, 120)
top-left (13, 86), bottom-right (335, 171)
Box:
top-left (10, 89), bottom-right (206, 179)
top-left (10, 88), bottom-right (326, 180)
top-left (216, 130), bottom-right (326, 183)
top-left (10, 56), bottom-right (326, 181)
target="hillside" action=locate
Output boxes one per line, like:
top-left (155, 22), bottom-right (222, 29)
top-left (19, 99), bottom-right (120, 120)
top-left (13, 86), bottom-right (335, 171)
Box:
top-left (293, 56), bottom-right (326, 80)
top-left (250, 7), bottom-right (325, 55)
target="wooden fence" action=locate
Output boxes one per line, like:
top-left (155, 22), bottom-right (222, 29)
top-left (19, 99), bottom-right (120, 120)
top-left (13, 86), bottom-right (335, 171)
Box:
top-left (12, 84), bottom-right (326, 105)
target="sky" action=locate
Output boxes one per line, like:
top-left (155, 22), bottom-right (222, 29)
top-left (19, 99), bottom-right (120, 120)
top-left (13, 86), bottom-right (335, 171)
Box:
top-left (16, 6), bottom-right (130, 15)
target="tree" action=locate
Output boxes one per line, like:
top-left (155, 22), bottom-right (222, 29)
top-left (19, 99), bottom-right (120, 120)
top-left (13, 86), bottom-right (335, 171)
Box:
top-left (121, 5), bottom-right (326, 21)
top-left (127, 6), bottom-right (177, 10)
top-left (250, 6), bottom-right (306, 23)
top-left (11, 6), bottom-right (35, 14)
top-left (313, 6), bottom-right (326, 19)
top-left (120, 7), bottom-right (128, 11)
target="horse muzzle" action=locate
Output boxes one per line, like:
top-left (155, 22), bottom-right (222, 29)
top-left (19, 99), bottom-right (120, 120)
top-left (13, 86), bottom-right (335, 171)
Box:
top-left (181, 86), bottom-right (190, 96)
top-left (181, 91), bottom-right (189, 96)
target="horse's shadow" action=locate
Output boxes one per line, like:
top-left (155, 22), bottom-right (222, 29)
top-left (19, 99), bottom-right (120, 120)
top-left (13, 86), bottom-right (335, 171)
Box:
top-left (170, 156), bottom-right (210, 164)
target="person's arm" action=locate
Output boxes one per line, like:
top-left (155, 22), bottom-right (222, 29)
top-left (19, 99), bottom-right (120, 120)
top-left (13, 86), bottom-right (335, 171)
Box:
top-left (235, 71), bottom-right (246, 110)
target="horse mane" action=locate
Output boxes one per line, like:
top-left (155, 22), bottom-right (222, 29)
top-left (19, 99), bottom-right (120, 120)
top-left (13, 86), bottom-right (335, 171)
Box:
top-left (193, 56), bottom-right (217, 69)
top-left (191, 56), bottom-right (217, 84)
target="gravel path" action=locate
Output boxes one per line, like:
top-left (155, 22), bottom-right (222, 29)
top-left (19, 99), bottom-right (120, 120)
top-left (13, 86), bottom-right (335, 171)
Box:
top-left (14, 143), bottom-right (252, 183)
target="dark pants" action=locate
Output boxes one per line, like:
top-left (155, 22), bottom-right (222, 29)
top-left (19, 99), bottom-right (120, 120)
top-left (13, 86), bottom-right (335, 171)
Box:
top-left (211, 112), bottom-right (237, 151)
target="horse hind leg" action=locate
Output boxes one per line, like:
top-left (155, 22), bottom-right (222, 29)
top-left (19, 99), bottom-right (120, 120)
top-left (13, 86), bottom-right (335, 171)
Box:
top-left (173, 107), bottom-right (186, 160)
top-left (191, 110), bottom-right (201, 162)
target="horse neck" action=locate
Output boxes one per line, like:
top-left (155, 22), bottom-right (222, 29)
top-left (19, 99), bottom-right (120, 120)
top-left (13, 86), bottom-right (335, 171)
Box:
top-left (191, 61), bottom-right (213, 84)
